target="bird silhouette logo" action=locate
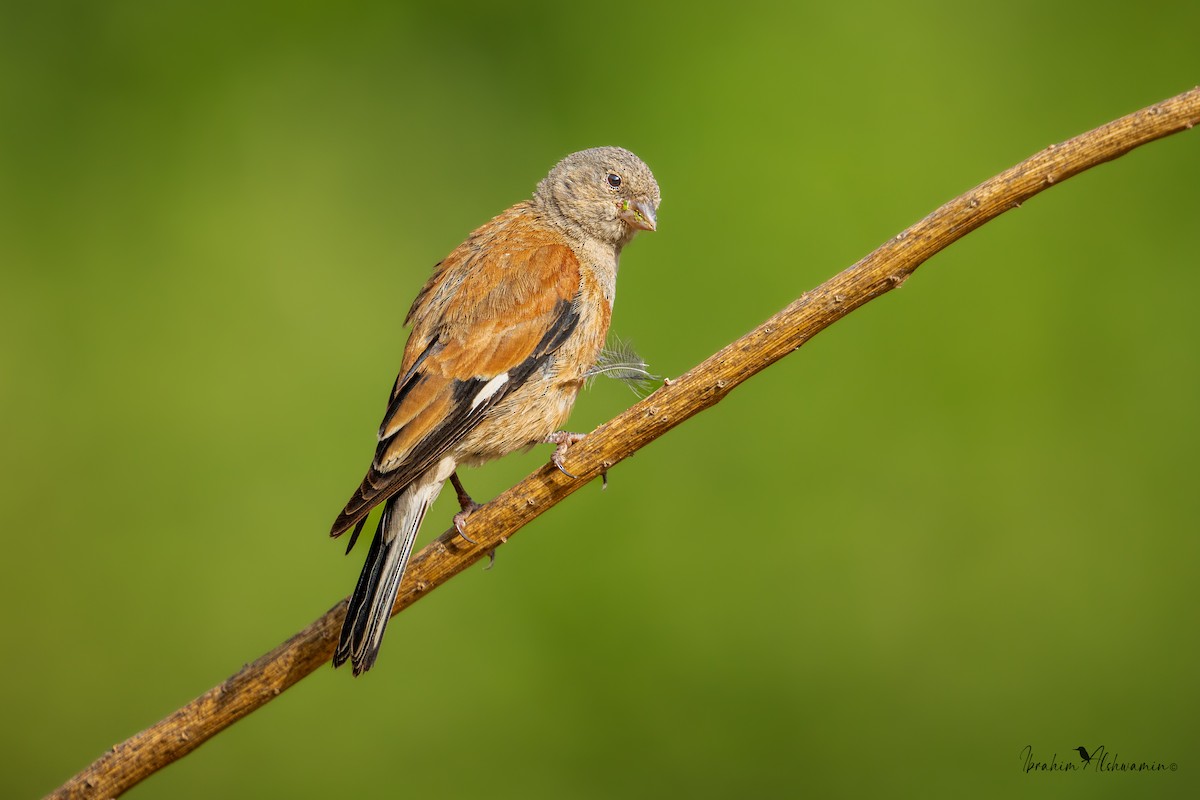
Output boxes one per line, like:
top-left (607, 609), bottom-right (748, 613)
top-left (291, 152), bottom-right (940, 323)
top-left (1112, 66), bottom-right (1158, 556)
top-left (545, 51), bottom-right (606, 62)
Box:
top-left (1075, 746), bottom-right (1092, 765)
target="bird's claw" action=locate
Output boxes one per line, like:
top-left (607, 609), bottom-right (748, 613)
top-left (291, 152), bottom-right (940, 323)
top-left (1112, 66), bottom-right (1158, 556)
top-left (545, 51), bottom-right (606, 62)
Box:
top-left (453, 508), bottom-right (480, 544)
top-left (553, 453), bottom-right (578, 479)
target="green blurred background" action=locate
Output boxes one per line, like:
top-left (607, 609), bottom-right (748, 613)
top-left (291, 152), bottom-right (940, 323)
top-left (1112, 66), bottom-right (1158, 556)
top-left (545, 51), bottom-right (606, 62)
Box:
top-left (3, 2), bottom-right (1198, 797)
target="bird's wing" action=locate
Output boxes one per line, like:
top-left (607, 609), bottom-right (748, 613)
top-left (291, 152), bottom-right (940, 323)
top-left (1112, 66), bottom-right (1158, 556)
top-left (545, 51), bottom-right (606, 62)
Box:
top-left (330, 236), bottom-right (582, 540)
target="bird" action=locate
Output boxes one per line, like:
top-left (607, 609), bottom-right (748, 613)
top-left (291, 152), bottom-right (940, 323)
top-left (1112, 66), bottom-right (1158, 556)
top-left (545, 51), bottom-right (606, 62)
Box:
top-left (1074, 746), bottom-right (1092, 765)
top-left (329, 147), bottom-right (661, 675)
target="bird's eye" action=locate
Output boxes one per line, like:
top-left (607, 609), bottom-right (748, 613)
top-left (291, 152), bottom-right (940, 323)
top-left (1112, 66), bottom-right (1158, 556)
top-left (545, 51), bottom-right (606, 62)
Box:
top-left (606, 172), bottom-right (622, 189)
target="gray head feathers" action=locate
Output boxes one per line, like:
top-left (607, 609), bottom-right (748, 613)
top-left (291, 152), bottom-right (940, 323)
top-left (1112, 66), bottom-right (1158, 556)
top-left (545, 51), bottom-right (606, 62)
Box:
top-left (534, 146), bottom-right (661, 248)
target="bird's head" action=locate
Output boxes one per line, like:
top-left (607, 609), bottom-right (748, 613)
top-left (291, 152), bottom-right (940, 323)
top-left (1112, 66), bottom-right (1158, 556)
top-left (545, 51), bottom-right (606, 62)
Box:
top-left (536, 146), bottom-right (660, 249)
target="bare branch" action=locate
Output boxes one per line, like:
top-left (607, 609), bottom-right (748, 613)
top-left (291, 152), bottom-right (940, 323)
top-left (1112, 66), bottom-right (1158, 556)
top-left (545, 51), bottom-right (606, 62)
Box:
top-left (46, 86), bottom-right (1200, 800)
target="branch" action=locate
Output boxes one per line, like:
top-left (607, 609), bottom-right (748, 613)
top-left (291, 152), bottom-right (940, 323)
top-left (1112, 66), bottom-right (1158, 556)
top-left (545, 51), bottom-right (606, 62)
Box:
top-left (47, 86), bottom-right (1200, 799)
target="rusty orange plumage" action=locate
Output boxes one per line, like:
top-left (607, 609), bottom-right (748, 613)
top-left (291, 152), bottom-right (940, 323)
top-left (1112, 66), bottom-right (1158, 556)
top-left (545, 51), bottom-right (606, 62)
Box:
top-left (331, 147), bottom-right (660, 674)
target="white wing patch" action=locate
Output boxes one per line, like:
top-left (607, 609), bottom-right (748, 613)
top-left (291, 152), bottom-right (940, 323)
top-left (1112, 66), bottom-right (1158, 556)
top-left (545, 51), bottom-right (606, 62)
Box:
top-left (470, 372), bottom-right (509, 410)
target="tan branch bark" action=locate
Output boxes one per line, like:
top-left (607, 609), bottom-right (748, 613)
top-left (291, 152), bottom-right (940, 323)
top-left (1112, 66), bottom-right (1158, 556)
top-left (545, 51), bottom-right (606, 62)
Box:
top-left (47, 86), bottom-right (1200, 799)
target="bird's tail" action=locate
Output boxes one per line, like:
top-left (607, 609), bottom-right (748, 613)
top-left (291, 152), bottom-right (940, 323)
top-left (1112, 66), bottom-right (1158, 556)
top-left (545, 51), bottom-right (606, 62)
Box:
top-left (333, 476), bottom-right (443, 675)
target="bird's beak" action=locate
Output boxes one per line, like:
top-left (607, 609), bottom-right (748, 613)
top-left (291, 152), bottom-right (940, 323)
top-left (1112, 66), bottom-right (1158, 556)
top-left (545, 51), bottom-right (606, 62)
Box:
top-left (620, 199), bottom-right (657, 232)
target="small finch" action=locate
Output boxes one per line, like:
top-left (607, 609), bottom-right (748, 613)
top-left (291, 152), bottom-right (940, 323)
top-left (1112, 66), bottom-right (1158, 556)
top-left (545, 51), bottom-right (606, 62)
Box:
top-left (330, 147), bottom-right (661, 674)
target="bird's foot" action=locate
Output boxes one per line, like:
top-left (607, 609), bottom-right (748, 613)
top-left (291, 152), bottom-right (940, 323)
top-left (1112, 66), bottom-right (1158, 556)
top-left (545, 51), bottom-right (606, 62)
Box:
top-left (450, 472), bottom-right (482, 545)
top-left (450, 471), bottom-right (497, 569)
top-left (545, 431), bottom-right (587, 478)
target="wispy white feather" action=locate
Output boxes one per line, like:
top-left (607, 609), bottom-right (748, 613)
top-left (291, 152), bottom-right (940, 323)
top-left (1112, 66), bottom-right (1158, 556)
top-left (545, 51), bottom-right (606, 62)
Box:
top-left (586, 337), bottom-right (659, 397)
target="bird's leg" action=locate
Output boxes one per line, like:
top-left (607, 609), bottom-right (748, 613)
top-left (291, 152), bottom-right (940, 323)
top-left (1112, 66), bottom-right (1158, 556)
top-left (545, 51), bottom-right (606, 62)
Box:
top-left (450, 472), bottom-right (481, 544)
top-left (449, 472), bottom-right (497, 568)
